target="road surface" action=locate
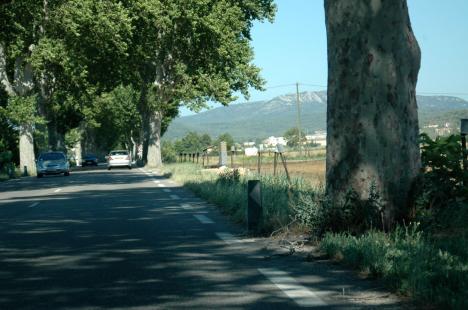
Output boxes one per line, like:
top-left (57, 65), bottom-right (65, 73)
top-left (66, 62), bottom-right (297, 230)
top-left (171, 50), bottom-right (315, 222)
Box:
top-left (0, 167), bottom-right (403, 309)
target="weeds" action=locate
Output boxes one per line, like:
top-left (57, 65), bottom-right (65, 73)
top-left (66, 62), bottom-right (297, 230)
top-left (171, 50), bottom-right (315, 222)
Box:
top-left (163, 163), bottom-right (324, 234)
top-left (320, 223), bottom-right (468, 308)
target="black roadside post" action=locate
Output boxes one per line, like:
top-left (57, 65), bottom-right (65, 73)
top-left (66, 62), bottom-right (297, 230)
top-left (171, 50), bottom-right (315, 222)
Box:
top-left (247, 180), bottom-right (262, 232)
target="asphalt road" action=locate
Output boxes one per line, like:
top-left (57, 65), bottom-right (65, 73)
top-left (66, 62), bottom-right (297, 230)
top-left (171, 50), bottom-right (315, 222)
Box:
top-left (0, 167), bottom-right (403, 309)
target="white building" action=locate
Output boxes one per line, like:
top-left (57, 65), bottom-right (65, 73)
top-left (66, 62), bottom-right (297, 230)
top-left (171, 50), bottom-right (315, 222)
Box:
top-left (305, 131), bottom-right (327, 147)
top-left (262, 136), bottom-right (287, 147)
top-left (244, 147), bottom-right (258, 156)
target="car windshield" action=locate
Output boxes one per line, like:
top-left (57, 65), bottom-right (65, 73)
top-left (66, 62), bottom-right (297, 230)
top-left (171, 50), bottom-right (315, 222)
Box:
top-left (110, 151), bottom-right (128, 156)
top-left (40, 153), bottom-right (66, 161)
top-left (84, 154), bottom-right (96, 158)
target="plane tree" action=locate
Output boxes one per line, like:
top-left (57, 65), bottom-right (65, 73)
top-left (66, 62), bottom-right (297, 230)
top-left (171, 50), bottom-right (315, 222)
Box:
top-left (0, 0), bottom-right (45, 175)
top-left (0, 0), bottom-right (133, 171)
top-left (124, 0), bottom-right (276, 167)
top-left (324, 0), bottom-right (421, 227)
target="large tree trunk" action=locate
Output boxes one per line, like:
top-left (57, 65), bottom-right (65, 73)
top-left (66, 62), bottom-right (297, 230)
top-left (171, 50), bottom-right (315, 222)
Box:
top-left (19, 125), bottom-right (36, 176)
top-left (47, 119), bottom-right (65, 151)
top-left (324, 0), bottom-right (421, 226)
top-left (146, 111), bottom-right (163, 168)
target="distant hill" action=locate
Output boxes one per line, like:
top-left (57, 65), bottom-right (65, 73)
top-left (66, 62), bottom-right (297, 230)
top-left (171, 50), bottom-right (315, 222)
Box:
top-left (164, 91), bottom-right (468, 141)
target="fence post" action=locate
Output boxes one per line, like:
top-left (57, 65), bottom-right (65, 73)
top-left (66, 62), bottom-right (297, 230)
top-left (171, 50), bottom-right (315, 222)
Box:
top-left (273, 152), bottom-right (278, 176)
top-left (257, 150), bottom-right (261, 174)
top-left (247, 180), bottom-right (262, 232)
top-left (230, 146), bottom-right (235, 168)
top-left (279, 152), bottom-right (290, 183)
top-left (219, 141), bottom-right (227, 167)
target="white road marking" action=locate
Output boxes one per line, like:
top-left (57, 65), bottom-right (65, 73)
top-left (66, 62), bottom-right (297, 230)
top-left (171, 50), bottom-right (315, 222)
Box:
top-left (181, 203), bottom-right (191, 210)
top-left (162, 188), bottom-right (171, 193)
top-left (157, 183), bottom-right (165, 187)
top-left (153, 180), bottom-right (159, 184)
top-left (216, 232), bottom-right (241, 245)
top-left (54, 188), bottom-right (62, 193)
top-left (28, 202), bottom-right (39, 208)
top-left (193, 214), bottom-right (214, 224)
top-left (258, 268), bottom-right (327, 307)
top-left (170, 194), bottom-right (180, 200)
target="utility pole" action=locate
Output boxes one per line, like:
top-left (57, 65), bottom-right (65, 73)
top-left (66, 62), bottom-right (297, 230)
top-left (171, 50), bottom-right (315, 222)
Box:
top-left (296, 82), bottom-right (302, 156)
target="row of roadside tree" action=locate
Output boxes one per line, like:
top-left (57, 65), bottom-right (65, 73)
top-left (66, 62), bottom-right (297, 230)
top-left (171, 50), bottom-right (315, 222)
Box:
top-left (0, 0), bottom-right (276, 175)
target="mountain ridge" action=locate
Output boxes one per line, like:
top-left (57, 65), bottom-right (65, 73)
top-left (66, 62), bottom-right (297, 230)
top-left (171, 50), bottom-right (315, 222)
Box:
top-left (165, 91), bottom-right (468, 141)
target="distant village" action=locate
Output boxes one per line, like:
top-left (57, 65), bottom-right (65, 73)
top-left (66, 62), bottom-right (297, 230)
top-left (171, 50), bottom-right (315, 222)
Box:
top-left (240, 130), bottom-right (326, 155)
top-left (422, 122), bottom-right (454, 136)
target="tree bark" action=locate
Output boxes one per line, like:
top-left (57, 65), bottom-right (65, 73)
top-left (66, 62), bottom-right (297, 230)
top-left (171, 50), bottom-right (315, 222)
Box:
top-left (324, 0), bottom-right (421, 226)
top-left (0, 43), bottom-right (15, 96)
top-left (19, 125), bottom-right (36, 176)
top-left (146, 110), bottom-right (163, 168)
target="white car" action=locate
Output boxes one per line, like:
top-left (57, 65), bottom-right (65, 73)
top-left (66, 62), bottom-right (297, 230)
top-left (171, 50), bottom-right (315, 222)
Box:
top-left (107, 150), bottom-right (132, 170)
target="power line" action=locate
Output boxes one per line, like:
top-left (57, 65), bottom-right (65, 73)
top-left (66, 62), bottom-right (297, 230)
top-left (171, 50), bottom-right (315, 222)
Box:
top-left (265, 82), bottom-right (467, 97)
top-left (299, 82), bottom-right (327, 88)
top-left (264, 83), bottom-right (296, 89)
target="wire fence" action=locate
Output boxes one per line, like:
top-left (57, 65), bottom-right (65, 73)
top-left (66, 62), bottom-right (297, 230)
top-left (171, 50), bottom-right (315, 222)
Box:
top-left (177, 146), bottom-right (326, 186)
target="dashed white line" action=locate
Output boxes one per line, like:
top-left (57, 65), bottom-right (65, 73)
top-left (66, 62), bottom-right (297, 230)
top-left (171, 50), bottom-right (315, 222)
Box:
top-left (54, 188), bottom-right (62, 193)
top-left (157, 183), bottom-right (166, 187)
top-left (28, 202), bottom-right (39, 208)
top-left (193, 214), bottom-right (214, 224)
top-left (153, 180), bottom-right (159, 184)
top-left (181, 203), bottom-right (191, 210)
top-left (258, 268), bottom-right (327, 307)
top-left (162, 188), bottom-right (171, 193)
top-left (215, 232), bottom-right (241, 245)
top-left (170, 194), bottom-right (180, 200)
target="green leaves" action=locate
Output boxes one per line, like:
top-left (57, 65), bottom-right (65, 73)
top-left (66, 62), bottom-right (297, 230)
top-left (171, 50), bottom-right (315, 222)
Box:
top-left (416, 133), bottom-right (467, 216)
top-left (1, 95), bottom-right (44, 128)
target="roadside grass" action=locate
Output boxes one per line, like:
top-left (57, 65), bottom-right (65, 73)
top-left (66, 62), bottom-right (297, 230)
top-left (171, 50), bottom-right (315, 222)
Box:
top-left (0, 166), bottom-right (22, 182)
top-left (162, 162), bottom-right (324, 234)
top-left (320, 221), bottom-right (468, 308)
top-left (163, 161), bottom-right (467, 308)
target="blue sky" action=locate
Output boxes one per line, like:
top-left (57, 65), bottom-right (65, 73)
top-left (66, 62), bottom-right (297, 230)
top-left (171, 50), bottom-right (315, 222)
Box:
top-left (181, 0), bottom-right (468, 116)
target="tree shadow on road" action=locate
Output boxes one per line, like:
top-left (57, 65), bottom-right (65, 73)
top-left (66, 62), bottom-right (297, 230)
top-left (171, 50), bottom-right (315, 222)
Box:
top-left (0, 172), bottom-right (407, 309)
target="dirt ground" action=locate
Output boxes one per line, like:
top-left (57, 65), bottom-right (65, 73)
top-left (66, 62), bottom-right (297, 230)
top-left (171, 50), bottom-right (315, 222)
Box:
top-left (243, 159), bottom-right (326, 186)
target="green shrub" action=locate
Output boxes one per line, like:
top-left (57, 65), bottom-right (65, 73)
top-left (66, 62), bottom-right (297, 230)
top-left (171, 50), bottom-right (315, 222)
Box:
top-left (162, 140), bottom-right (178, 163)
top-left (416, 134), bottom-right (467, 220)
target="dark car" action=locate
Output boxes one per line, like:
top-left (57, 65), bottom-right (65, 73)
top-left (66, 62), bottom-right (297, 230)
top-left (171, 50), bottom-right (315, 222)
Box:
top-left (82, 154), bottom-right (98, 166)
top-left (36, 152), bottom-right (70, 178)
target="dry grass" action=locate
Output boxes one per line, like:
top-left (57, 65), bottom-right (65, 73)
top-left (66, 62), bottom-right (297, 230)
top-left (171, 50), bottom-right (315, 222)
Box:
top-left (195, 156), bottom-right (325, 186)
top-left (243, 160), bottom-right (326, 186)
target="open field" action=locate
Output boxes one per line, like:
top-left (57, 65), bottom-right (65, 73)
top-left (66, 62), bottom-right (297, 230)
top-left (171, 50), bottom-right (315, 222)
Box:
top-left (242, 159), bottom-right (326, 186)
top-left (182, 148), bottom-right (327, 186)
